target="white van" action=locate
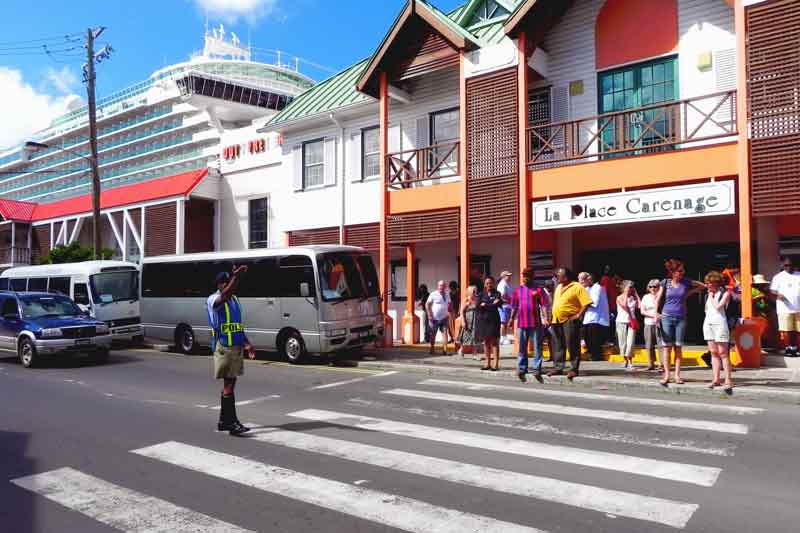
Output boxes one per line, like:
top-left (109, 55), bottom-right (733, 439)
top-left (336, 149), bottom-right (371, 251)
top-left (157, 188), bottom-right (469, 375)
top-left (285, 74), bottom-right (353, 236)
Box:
top-left (0, 261), bottom-right (143, 343)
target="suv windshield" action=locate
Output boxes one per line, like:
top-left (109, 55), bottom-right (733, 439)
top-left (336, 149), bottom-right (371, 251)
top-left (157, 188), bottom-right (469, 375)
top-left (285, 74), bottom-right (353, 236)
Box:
top-left (317, 253), bottom-right (377, 302)
top-left (90, 270), bottom-right (139, 304)
top-left (19, 294), bottom-right (81, 319)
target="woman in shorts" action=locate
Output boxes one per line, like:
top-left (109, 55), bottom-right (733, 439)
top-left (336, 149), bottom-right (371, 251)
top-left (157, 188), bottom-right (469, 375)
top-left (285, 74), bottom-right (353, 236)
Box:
top-left (703, 271), bottom-right (734, 391)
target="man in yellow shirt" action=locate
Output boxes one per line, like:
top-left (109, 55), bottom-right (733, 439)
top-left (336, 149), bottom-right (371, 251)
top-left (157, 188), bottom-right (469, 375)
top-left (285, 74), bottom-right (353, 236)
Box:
top-left (548, 267), bottom-right (592, 380)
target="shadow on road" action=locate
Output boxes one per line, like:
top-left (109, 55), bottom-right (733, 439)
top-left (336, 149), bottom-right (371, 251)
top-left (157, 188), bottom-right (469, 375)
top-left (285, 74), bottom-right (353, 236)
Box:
top-left (0, 431), bottom-right (36, 533)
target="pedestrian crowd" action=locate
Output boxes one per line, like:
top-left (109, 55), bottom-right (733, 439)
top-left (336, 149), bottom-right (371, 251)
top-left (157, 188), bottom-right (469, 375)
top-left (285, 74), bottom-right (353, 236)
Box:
top-left (416, 257), bottom-right (800, 391)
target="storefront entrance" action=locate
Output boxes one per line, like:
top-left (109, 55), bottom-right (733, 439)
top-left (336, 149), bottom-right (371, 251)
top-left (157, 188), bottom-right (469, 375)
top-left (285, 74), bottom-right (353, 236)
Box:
top-left (579, 242), bottom-right (740, 344)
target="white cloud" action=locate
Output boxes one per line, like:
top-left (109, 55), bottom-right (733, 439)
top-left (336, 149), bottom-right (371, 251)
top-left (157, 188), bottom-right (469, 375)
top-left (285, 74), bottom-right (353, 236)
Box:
top-left (194, 0), bottom-right (278, 24)
top-left (0, 67), bottom-right (82, 151)
top-left (45, 66), bottom-right (79, 94)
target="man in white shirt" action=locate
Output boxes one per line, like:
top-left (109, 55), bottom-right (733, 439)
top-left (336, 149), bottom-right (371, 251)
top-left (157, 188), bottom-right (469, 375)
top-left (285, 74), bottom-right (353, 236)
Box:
top-left (770, 257), bottom-right (800, 355)
top-left (426, 280), bottom-right (451, 355)
top-left (497, 270), bottom-right (514, 344)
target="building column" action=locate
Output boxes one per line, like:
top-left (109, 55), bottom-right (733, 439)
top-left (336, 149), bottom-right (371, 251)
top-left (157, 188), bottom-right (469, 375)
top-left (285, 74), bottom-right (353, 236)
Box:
top-left (556, 229), bottom-right (573, 270)
top-left (10, 221), bottom-right (15, 264)
top-left (517, 31), bottom-right (530, 277)
top-left (379, 70), bottom-right (393, 346)
top-left (459, 51), bottom-right (470, 293)
top-left (736, 0), bottom-right (753, 318)
top-left (402, 244), bottom-right (419, 344)
top-left (175, 198), bottom-right (185, 255)
top-left (756, 216), bottom-right (779, 277)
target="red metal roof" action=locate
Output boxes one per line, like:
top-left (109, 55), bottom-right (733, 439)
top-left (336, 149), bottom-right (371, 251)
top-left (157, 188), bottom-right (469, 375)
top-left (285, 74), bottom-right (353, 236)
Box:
top-left (0, 168), bottom-right (209, 222)
top-left (0, 199), bottom-right (38, 222)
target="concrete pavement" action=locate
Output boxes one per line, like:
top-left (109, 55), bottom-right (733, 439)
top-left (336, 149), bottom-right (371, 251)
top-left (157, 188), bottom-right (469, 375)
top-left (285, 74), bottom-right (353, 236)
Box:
top-left (2, 346), bottom-right (800, 532)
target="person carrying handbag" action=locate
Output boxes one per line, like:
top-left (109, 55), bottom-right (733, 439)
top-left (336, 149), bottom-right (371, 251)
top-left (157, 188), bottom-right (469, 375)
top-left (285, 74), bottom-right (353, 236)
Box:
top-left (615, 280), bottom-right (641, 371)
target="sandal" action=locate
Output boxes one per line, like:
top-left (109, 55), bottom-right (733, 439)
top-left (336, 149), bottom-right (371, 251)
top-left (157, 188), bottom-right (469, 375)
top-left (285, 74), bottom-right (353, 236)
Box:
top-left (723, 384), bottom-right (734, 392)
top-left (659, 379), bottom-right (670, 387)
top-left (481, 366), bottom-right (491, 371)
top-left (675, 379), bottom-right (686, 385)
top-left (707, 382), bottom-right (721, 389)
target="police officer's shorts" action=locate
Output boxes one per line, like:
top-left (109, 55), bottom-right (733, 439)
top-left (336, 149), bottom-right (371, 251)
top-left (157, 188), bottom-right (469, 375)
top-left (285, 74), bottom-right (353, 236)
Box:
top-left (214, 344), bottom-right (244, 379)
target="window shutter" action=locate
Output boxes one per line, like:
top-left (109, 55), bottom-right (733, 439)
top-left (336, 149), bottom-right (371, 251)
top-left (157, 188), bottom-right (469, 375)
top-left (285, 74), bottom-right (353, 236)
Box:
top-left (713, 49), bottom-right (736, 126)
top-left (550, 86), bottom-right (569, 151)
top-left (388, 124), bottom-right (401, 154)
top-left (350, 131), bottom-right (362, 182)
top-left (416, 116), bottom-right (429, 149)
top-left (292, 144), bottom-right (303, 191)
top-left (323, 137), bottom-right (337, 186)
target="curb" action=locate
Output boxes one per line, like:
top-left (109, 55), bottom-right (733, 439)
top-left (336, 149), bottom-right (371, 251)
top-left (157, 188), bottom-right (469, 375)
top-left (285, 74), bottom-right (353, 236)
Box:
top-left (351, 359), bottom-right (800, 405)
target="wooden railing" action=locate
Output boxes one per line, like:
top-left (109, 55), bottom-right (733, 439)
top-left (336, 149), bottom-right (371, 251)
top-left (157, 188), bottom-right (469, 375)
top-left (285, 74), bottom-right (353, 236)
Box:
top-left (0, 247), bottom-right (31, 265)
top-left (386, 141), bottom-right (460, 190)
top-left (527, 90), bottom-right (738, 168)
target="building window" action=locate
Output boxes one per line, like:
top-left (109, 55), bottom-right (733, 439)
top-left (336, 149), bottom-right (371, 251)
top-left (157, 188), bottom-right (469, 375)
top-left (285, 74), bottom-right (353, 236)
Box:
top-left (598, 56), bottom-right (679, 154)
top-left (528, 87), bottom-right (552, 154)
top-left (429, 108), bottom-right (459, 170)
top-left (248, 197), bottom-right (269, 249)
top-left (361, 126), bottom-right (380, 179)
top-left (302, 139), bottom-right (324, 188)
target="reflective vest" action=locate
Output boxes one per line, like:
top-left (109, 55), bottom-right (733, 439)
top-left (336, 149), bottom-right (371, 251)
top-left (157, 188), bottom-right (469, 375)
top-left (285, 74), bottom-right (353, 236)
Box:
top-left (209, 294), bottom-right (246, 347)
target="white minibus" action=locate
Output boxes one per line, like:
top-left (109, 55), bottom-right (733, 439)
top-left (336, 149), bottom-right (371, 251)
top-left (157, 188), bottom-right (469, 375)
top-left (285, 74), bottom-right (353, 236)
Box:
top-left (140, 246), bottom-right (384, 362)
top-left (0, 261), bottom-right (143, 342)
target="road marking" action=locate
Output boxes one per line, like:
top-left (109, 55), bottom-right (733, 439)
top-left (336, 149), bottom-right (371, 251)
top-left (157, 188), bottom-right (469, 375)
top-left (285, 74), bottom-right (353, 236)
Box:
top-left (371, 370), bottom-right (399, 377)
top-left (11, 467), bottom-right (253, 532)
top-left (346, 397), bottom-right (736, 456)
top-left (419, 379), bottom-right (765, 415)
top-left (250, 429), bottom-right (698, 528)
top-left (383, 389), bottom-right (750, 435)
top-left (208, 395), bottom-right (280, 410)
top-left (253, 360), bottom-right (382, 374)
top-left (133, 441), bottom-right (545, 533)
top-left (288, 409), bottom-right (722, 487)
top-left (308, 377), bottom-right (365, 390)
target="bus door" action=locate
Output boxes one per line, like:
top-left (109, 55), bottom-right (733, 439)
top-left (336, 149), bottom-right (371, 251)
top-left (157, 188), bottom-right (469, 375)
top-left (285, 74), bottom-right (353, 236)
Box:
top-left (277, 255), bottom-right (319, 351)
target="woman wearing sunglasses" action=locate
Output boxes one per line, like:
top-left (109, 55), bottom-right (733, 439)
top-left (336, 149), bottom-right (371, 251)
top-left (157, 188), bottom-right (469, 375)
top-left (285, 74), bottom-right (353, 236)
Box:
top-left (656, 259), bottom-right (705, 385)
top-left (640, 279), bottom-right (663, 371)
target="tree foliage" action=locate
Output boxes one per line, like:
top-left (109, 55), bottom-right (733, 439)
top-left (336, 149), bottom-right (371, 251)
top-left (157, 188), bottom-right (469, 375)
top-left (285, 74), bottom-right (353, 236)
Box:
top-left (39, 242), bottom-right (114, 264)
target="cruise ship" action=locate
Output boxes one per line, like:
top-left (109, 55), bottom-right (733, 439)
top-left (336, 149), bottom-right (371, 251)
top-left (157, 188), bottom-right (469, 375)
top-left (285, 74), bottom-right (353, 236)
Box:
top-left (0, 27), bottom-right (314, 203)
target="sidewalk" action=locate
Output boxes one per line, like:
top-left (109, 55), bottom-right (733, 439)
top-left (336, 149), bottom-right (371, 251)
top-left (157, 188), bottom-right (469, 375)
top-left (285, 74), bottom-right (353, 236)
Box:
top-left (349, 343), bottom-right (800, 404)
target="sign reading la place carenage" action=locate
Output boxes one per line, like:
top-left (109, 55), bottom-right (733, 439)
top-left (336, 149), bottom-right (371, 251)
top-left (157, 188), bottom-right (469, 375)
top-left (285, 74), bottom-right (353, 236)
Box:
top-left (532, 181), bottom-right (736, 230)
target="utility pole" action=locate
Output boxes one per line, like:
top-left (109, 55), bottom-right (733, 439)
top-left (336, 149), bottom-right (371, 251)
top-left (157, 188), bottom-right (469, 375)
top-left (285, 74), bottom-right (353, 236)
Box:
top-left (84, 27), bottom-right (113, 260)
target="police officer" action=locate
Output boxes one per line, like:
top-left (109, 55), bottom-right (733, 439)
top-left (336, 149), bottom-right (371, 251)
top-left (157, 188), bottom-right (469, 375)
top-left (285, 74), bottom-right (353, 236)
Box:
top-left (207, 265), bottom-right (256, 436)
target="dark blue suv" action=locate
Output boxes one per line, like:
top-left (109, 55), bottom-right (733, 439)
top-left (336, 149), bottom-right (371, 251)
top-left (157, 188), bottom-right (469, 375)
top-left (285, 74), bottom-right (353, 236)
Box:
top-left (0, 292), bottom-right (112, 368)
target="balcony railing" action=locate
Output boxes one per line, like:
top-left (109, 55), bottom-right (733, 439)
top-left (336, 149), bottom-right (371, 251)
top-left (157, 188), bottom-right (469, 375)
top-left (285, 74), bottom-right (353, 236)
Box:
top-left (0, 247), bottom-right (31, 265)
top-left (386, 141), bottom-right (460, 190)
top-left (527, 90), bottom-right (738, 168)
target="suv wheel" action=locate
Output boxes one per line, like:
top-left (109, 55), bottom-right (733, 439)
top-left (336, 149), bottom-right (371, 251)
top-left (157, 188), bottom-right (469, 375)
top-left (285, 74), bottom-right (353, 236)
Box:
top-left (282, 331), bottom-right (306, 364)
top-left (18, 338), bottom-right (38, 368)
top-left (175, 325), bottom-right (196, 354)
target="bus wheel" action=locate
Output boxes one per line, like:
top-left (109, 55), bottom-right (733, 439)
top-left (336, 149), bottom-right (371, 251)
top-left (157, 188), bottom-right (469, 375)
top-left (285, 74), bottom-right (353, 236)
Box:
top-left (175, 325), bottom-right (196, 354)
top-left (281, 331), bottom-right (306, 364)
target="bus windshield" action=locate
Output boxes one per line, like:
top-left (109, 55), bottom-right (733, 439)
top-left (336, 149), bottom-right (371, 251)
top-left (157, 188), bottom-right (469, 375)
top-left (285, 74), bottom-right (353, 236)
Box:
top-left (90, 270), bottom-right (139, 304)
top-left (317, 253), bottom-right (378, 301)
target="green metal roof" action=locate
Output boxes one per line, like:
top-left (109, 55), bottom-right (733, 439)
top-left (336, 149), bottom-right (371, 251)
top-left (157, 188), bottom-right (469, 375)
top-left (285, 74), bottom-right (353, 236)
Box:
top-left (267, 0), bottom-right (524, 128)
top-left (266, 60), bottom-right (371, 127)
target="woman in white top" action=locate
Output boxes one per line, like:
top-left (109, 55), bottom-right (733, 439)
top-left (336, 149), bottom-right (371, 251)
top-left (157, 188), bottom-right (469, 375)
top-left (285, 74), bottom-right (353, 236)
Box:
top-left (615, 280), bottom-right (641, 370)
top-left (639, 279), bottom-right (663, 371)
top-left (703, 271), bottom-right (733, 391)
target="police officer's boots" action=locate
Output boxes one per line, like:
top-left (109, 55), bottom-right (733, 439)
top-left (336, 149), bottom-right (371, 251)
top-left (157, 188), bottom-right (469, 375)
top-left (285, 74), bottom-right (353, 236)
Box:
top-left (218, 395), bottom-right (234, 432)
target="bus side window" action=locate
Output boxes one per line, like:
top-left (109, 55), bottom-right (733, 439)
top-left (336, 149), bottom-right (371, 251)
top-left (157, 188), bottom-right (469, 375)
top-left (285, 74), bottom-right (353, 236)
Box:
top-left (10, 279), bottom-right (27, 292)
top-left (73, 283), bottom-right (91, 306)
top-left (238, 258), bottom-right (277, 297)
top-left (277, 255), bottom-right (316, 298)
top-left (48, 277), bottom-right (71, 295)
top-left (27, 278), bottom-right (47, 292)
top-left (0, 278), bottom-right (9, 291)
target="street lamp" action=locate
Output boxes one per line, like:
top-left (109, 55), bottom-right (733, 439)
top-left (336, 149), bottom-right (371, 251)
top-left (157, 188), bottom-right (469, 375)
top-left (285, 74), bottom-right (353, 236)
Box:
top-left (22, 141), bottom-right (103, 259)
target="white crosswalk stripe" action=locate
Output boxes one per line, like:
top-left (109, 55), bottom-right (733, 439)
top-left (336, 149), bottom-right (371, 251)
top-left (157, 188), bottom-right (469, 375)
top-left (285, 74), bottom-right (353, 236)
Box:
top-left (382, 388), bottom-right (750, 434)
top-left (288, 408), bottom-right (722, 486)
top-left (10, 467), bottom-right (253, 533)
top-left (248, 428), bottom-right (698, 528)
top-left (418, 379), bottom-right (765, 415)
top-left (132, 441), bottom-right (545, 533)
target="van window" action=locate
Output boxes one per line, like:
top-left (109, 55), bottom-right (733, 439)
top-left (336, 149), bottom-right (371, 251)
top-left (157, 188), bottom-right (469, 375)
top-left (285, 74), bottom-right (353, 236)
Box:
top-left (10, 279), bottom-right (26, 291)
top-left (27, 278), bottom-right (47, 292)
top-left (0, 279), bottom-right (8, 291)
top-left (49, 277), bottom-right (71, 295)
top-left (238, 258), bottom-right (278, 297)
top-left (277, 255), bottom-right (316, 298)
top-left (73, 283), bottom-right (90, 305)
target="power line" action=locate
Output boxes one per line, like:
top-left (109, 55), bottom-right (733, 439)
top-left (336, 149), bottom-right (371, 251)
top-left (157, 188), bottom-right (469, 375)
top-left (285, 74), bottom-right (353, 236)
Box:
top-left (0, 33), bottom-right (82, 47)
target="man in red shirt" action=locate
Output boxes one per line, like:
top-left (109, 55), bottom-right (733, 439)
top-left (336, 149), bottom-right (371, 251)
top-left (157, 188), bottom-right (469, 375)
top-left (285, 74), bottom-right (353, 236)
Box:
top-left (510, 268), bottom-right (550, 383)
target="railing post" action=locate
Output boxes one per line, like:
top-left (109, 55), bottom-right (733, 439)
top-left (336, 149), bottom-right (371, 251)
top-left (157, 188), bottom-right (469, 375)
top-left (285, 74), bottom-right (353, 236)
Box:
top-left (10, 221), bottom-right (15, 264)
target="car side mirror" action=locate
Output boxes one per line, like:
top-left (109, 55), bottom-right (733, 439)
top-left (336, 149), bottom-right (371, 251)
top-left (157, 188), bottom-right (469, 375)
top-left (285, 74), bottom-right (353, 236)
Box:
top-left (299, 282), bottom-right (310, 298)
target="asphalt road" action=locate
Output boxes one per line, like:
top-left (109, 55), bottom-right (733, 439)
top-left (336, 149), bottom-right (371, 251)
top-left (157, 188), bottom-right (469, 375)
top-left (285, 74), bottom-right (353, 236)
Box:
top-left (1, 346), bottom-right (799, 533)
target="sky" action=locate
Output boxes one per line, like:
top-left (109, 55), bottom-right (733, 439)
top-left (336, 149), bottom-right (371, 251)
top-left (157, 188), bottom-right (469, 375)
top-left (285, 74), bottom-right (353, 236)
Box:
top-left (0, 0), bottom-right (466, 151)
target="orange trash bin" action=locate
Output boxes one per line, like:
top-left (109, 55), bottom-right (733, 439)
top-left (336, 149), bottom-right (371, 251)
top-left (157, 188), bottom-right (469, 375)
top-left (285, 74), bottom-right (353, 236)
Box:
top-left (732, 319), bottom-right (765, 368)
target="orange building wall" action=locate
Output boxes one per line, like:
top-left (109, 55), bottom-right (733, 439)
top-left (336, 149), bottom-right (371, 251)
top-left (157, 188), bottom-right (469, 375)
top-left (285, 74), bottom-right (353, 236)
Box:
top-left (596, 0), bottom-right (679, 70)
